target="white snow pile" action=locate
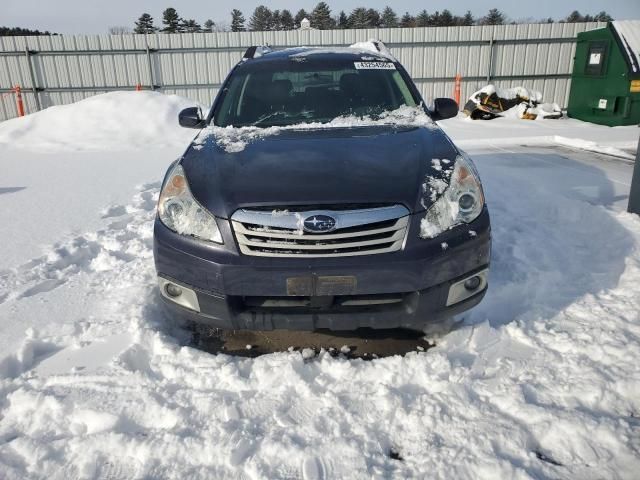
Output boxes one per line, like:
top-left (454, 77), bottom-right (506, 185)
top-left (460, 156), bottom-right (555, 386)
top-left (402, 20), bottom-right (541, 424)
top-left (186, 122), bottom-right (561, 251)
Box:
top-left (464, 84), bottom-right (562, 121)
top-left (479, 85), bottom-right (543, 103)
top-left (0, 91), bottom-right (199, 152)
top-left (1, 91), bottom-right (640, 479)
top-left (196, 105), bottom-right (435, 153)
top-left (552, 135), bottom-right (636, 160)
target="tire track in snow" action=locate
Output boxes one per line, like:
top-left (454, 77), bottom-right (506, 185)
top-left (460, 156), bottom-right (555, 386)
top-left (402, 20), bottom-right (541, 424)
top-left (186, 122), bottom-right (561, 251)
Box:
top-left (0, 183), bottom-right (160, 306)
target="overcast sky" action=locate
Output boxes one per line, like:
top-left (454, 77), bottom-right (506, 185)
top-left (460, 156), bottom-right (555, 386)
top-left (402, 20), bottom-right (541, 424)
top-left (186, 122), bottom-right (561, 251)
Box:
top-left (4, 0), bottom-right (640, 34)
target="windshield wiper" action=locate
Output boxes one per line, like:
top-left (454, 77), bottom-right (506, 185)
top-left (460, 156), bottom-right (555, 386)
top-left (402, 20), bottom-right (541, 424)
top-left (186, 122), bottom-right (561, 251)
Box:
top-left (252, 111), bottom-right (287, 126)
top-left (252, 109), bottom-right (316, 126)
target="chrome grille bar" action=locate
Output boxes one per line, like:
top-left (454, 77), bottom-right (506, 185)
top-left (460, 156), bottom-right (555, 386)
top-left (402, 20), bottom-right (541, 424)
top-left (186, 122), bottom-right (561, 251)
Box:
top-left (231, 205), bottom-right (410, 258)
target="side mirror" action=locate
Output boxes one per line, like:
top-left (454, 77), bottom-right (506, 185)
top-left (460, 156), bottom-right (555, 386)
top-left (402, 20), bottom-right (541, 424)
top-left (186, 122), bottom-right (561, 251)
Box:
top-left (179, 107), bottom-right (205, 129)
top-left (431, 98), bottom-right (459, 121)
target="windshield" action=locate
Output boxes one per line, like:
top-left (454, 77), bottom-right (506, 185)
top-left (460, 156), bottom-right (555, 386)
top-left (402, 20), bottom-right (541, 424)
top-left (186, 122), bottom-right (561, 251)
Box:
top-left (214, 56), bottom-right (419, 127)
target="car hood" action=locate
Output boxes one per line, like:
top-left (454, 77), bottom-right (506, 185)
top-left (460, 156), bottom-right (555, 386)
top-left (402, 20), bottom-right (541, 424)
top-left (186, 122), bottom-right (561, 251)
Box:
top-left (181, 124), bottom-right (458, 219)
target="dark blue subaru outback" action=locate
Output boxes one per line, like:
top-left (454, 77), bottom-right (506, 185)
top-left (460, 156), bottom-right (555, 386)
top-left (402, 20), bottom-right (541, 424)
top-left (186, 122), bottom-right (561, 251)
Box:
top-left (153, 42), bottom-right (491, 331)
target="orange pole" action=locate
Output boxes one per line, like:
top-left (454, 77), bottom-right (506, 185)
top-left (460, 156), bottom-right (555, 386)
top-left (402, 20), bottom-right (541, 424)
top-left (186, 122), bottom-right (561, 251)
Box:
top-left (453, 74), bottom-right (462, 107)
top-left (14, 85), bottom-right (25, 117)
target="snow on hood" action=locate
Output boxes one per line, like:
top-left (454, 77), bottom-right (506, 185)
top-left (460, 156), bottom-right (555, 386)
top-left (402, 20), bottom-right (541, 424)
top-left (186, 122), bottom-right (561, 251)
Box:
top-left (195, 105), bottom-right (436, 153)
top-left (0, 91), bottom-right (200, 152)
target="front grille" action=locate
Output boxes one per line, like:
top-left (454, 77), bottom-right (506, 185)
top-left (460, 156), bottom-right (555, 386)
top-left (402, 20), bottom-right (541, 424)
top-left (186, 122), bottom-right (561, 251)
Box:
top-left (242, 293), bottom-right (406, 310)
top-left (231, 205), bottom-right (409, 258)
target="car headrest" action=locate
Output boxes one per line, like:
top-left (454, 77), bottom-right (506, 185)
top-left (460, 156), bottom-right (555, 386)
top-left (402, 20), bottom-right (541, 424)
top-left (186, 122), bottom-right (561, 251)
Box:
top-left (339, 73), bottom-right (362, 96)
top-left (269, 79), bottom-right (293, 100)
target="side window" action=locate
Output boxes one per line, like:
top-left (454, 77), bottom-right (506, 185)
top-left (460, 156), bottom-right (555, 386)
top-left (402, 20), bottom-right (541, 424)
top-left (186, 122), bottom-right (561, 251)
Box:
top-left (585, 42), bottom-right (608, 76)
top-left (391, 71), bottom-right (417, 107)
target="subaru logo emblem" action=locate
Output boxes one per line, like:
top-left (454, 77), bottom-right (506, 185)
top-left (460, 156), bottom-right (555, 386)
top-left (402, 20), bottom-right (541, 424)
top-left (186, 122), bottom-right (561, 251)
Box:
top-left (303, 215), bottom-right (336, 233)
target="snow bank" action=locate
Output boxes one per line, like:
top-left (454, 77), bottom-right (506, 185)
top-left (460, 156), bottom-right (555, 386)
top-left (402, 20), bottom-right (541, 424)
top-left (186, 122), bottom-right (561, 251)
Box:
top-left (552, 135), bottom-right (636, 160)
top-left (1, 167), bottom-right (639, 478)
top-left (0, 91), bottom-right (200, 152)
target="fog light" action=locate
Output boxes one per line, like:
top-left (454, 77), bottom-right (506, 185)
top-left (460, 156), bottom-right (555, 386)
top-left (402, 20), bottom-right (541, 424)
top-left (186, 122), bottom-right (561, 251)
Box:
top-left (165, 283), bottom-right (183, 297)
top-left (464, 276), bottom-right (481, 291)
top-left (446, 269), bottom-right (488, 307)
top-left (158, 277), bottom-right (201, 312)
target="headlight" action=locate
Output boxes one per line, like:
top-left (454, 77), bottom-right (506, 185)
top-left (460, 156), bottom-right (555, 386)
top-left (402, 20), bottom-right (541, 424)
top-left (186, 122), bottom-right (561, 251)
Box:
top-left (157, 163), bottom-right (223, 244)
top-left (420, 154), bottom-right (484, 239)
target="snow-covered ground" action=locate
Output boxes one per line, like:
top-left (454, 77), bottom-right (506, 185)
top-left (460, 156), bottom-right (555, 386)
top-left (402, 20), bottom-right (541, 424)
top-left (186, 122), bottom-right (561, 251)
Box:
top-left (0, 92), bottom-right (639, 479)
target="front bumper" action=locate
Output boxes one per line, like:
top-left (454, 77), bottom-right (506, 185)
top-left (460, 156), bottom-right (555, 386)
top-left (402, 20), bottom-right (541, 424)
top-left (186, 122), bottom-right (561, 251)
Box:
top-left (153, 208), bottom-right (491, 330)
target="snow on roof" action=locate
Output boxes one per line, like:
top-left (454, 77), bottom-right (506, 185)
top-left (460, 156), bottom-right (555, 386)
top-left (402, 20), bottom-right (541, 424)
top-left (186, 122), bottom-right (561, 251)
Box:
top-left (285, 41), bottom-right (395, 61)
top-left (349, 40), bottom-right (396, 61)
top-left (612, 20), bottom-right (640, 73)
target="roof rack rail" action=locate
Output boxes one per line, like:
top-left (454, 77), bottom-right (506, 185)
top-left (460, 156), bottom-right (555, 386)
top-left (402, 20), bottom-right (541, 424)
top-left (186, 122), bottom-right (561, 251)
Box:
top-left (370, 40), bottom-right (389, 55)
top-left (242, 45), bottom-right (272, 60)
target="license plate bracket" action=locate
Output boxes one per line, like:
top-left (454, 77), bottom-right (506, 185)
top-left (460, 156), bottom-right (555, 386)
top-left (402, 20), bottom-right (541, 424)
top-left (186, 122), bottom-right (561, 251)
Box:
top-left (286, 275), bottom-right (357, 296)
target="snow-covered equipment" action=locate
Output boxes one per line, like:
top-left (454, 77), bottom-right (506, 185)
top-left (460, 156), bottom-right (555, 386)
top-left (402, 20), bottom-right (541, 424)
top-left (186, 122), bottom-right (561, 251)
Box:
top-left (463, 85), bottom-right (562, 120)
top-left (567, 20), bottom-right (640, 126)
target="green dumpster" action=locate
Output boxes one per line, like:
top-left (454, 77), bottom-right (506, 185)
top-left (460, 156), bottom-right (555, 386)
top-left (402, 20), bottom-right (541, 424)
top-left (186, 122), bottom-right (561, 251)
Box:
top-left (568, 20), bottom-right (640, 126)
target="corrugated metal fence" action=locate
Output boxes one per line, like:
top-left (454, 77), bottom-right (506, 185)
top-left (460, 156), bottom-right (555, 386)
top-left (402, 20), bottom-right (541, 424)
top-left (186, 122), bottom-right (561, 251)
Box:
top-left (0, 22), bottom-right (605, 122)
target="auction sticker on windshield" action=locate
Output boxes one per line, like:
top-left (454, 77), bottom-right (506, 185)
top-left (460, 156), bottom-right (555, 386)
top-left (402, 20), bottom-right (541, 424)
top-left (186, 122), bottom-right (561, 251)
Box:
top-left (354, 62), bottom-right (396, 70)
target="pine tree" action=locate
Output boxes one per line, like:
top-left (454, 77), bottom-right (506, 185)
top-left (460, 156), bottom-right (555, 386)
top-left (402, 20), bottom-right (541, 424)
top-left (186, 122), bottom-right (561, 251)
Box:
top-left (416, 10), bottom-right (430, 27)
top-left (381, 7), bottom-right (398, 28)
top-left (161, 8), bottom-right (181, 33)
top-left (280, 10), bottom-right (295, 30)
top-left (311, 2), bottom-right (335, 30)
top-left (180, 19), bottom-right (201, 33)
top-left (203, 19), bottom-right (215, 32)
top-left (231, 10), bottom-right (245, 32)
top-left (337, 11), bottom-right (349, 29)
top-left (294, 9), bottom-right (309, 27)
top-left (348, 8), bottom-right (369, 29)
top-left (249, 6), bottom-right (273, 31)
top-left (400, 12), bottom-right (416, 28)
top-left (271, 10), bottom-right (282, 30)
top-left (134, 13), bottom-right (157, 34)
top-left (0, 26), bottom-right (55, 36)
top-left (439, 9), bottom-right (454, 26)
top-left (366, 9), bottom-right (381, 27)
top-left (594, 11), bottom-right (613, 22)
top-left (461, 11), bottom-right (474, 26)
top-left (565, 11), bottom-right (583, 23)
top-left (480, 8), bottom-right (506, 25)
